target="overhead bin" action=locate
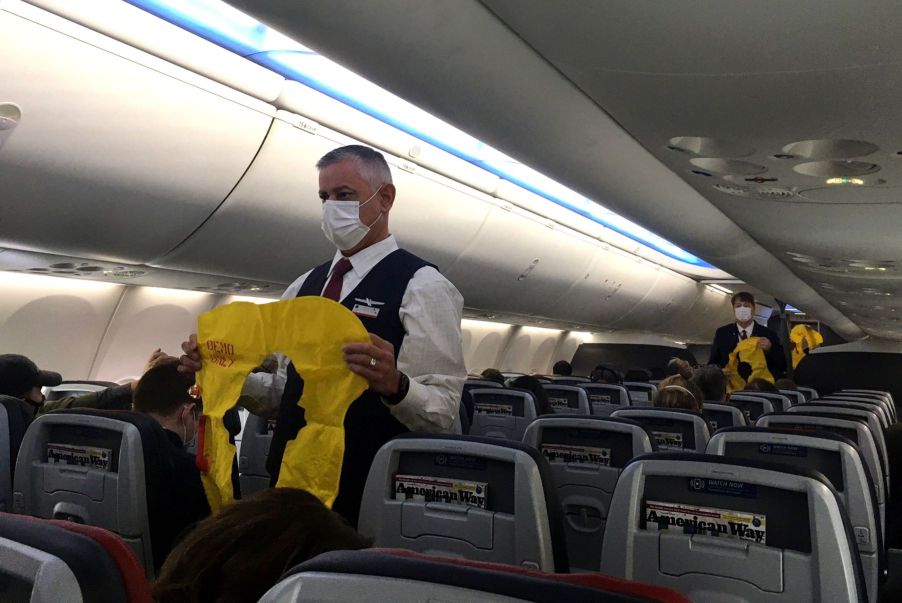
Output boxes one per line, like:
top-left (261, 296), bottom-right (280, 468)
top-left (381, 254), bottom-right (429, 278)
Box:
top-left (0, 3), bottom-right (274, 264)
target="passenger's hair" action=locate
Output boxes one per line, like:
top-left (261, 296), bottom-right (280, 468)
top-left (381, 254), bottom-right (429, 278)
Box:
top-left (692, 365), bottom-right (728, 402)
top-left (316, 145), bottom-right (393, 189)
top-left (510, 375), bottom-right (553, 415)
top-left (624, 367), bottom-right (652, 382)
top-left (654, 373), bottom-right (704, 413)
top-left (746, 378), bottom-right (779, 392)
top-left (480, 368), bottom-right (505, 385)
top-left (153, 488), bottom-right (371, 603)
top-left (667, 358), bottom-right (693, 380)
top-left (731, 291), bottom-right (756, 307)
top-left (133, 358), bottom-right (194, 417)
top-left (590, 364), bottom-right (622, 384)
top-left (774, 378), bottom-right (798, 391)
top-left (552, 360), bottom-right (572, 376)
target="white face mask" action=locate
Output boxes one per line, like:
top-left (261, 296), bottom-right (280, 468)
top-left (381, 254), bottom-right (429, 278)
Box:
top-left (735, 306), bottom-right (753, 323)
top-left (320, 186), bottom-right (383, 250)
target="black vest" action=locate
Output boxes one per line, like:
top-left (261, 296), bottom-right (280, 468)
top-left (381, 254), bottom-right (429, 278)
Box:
top-left (267, 248), bottom-right (435, 525)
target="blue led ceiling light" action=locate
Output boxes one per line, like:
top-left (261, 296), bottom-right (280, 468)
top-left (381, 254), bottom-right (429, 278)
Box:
top-left (126, 0), bottom-right (713, 267)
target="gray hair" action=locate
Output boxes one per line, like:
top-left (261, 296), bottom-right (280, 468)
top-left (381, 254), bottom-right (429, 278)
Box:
top-left (316, 145), bottom-right (393, 189)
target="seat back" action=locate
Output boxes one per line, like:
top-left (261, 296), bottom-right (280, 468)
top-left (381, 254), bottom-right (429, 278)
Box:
top-left (835, 391), bottom-right (896, 423)
top-left (13, 410), bottom-right (173, 578)
top-left (468, 389), bottom-right (537, 441)
top-left (542, 385), bottom-right (590, 415)
top-left (624, 382), bottom-right (656, 407)
top-left (823, 395), bottom-right (894, 426)
top-left (734, 391), bottom-right (792, 412)
top-left (787, 406), bottom-right (888, 488)
top-left (707, 428), bottom-right (882, 603)
top-left (797, 386), bottom-right (818, 401)
top-left (756, 413), bottom-right (886, 530)
top-left (600, 453), bottom-right (867, 603)
top-left (579, 384), bottom-right (630, 416)
top-left (727, 395), bottom-right (775, 422)
top-left (548, 376), bottom-right (591, 386)
top-left (358, 434), bottom-right (568, 572)
top-left (702, 403), bottom-right (748, 431)
top-left (464, 379), bottom-right (505, 391)
top-left (811, 399), bottom-right (890, 429)
top-left (237, 413), bottom-right (275, 497)
top-left (260, 549), bottom-right (692, 603)
top-left (611, 408), bottom-right (709, 453)
top-left (778, 390), bottom-right (806, 407)
top-left (523, 416), bottom-right (655, 571)
top-left (0, 513), bottom-right (129, 603)
top-left (0, 396), bottom-right (31, 512)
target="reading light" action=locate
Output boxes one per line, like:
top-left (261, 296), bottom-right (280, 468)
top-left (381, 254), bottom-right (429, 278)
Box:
top-left (826, 177), bottom-right (864, 185)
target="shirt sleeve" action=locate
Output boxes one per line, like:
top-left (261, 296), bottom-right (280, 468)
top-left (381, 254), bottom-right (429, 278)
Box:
top-left (387, 266), bottom-right (466, 432)
top-left (37, 383), bottom-right (134, 416)
top-left (238, 271), bottom-right (310, 415)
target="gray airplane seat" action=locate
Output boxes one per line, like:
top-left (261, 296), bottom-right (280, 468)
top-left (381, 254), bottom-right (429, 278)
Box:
top-left (727, 394), bottom-right (775, 422)
top-left (578, 384), bottom-right (630, 416)
top-left (547, 376), bottom-right (591, 388)
top-left (787, 406), bottom-right (889, 489)
top-left (238, 413), bottom-right (275, 497)
top-left (835, 391), bottom-right (896, 423)
top-left (778, 390), bottom-right (806, 407)
top-left (462, 380), bottom-right (504, 424)
top-left (756, 413), bottom-right (886, 534)
top-left (0, 396), bottom-right (32, 512)
top-left (0, 513), bottom-right (131, 603)
top-left (624, 382), bottom-right (656, 407)
top-left (702, 402), bottom-right (748, 431)
top-left (797, 386), bottom-right (818, 401)
top-left (707, 427), bottom-right (884, 603)
top-left (13, 408), bottom-right (182, 578)
top-left (357, 433), bottom-right (568, 572)
top-left (600, 453), bottom-right (867, 603)
top-left (259, 549), bottom-right (692, 603)
top-left (523, 416), bottom-right (655, 571)
top-left (542, 384), bottom-right (590, 415)
top-left (611, 408), bottom-right (709, 452)
top-left (823, 395), bottom-right (894, 427)
top-left (734, 392), bottom-right (791, 412)
top-left (468, 389), bottom-right (537, 441)
top-left (810, 398), bottom-right (891, 429)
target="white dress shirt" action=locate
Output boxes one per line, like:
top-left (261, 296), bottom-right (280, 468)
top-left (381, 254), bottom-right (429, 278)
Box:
top-left (242, 235), bottom-right (466, 433)
top-left (737, 324), bottom-right (753, 340)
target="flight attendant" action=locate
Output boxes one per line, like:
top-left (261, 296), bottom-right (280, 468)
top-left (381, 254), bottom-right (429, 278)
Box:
top-left (180, 145), bottom-right (466, 525)
top-left (708, 291), bottom-right (786, 379)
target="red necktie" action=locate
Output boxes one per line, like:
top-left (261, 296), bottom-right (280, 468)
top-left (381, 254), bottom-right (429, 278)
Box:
top-left (322, 258), bottom-right (353, 301)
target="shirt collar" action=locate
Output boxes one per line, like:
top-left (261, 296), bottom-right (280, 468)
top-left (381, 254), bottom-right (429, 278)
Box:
top-left (329, 235), bottom-right (399, 279)
top-left (737, 323), bottom-right (752, 335)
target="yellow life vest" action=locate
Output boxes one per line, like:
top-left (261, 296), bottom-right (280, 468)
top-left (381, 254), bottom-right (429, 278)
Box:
top-left (790, 324), bottom-right (824, 369)
top-left (195, 297), bottom-right (369, 512)
top-left (726, 337), bottom-right (775, 392)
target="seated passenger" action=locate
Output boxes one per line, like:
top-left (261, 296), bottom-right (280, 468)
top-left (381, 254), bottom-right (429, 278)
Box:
top-left (745, 378), bottom-right (779, 393)
top-left (510, 375), bottom-right (554, 415)
top-left (590, 364), bottom-right (622, 384)
top-left (774, 377), bottom-right (798, 391)
top-left (691, 364), bottom-right (728, 402)
top-left (153, 488), bottom-right (370, 603)
top-left (132, 358), bottom-right (210, 559)
top-left (624, 367), bottom-right (652, 382)
top-left (0, 350), bottom-right (168, 418)
top-left (480, 368), bottom-right (506, 385)
top-left (552, 360), bottom-right (572, 376)
top-left (653, 360), bottom-right (703, 413)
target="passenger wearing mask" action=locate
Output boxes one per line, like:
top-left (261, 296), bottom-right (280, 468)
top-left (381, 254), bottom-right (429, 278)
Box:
top-left (132, 358), bottom-right (210, 553)
top-left (708, 292), bottom-right (786, 378)
top-left (653, 359), bottom-right (704, 413)
top-left (179, 145), bottom-right (466, 526)
top-left (0, 350), bottom-right (166, 419)
top-left (552, 360), bottom-right (572, 376)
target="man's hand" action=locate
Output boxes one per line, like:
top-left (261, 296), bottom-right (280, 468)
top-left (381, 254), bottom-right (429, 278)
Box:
top-left (757, 338), bottom-right (773, 352)
top-left (343, 334), bottom-right (400, 396)
top-left (179, 334), bottom-right (203, 376)
top-left (143, 348), bottom-right (175, 374)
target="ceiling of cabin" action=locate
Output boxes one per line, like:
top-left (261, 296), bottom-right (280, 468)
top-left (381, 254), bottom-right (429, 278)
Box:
top-left (224, 0), bottom-right (902, 341)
